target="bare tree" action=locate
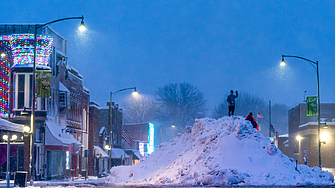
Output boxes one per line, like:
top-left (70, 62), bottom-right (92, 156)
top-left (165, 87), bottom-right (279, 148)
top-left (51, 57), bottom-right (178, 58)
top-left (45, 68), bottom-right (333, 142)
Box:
top-left (123, 95), bottom-right (157, 124)
top-left (213, 91), bottom-right (267, 119)
top-left (271, 103), bottom-right (289, 134)
top-left (155, 82), bottom-right (207, 131)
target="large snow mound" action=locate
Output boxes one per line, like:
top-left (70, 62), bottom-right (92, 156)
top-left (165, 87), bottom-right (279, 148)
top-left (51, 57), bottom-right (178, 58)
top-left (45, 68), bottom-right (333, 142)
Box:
top-left (105, 116), bottom-right (334, 186)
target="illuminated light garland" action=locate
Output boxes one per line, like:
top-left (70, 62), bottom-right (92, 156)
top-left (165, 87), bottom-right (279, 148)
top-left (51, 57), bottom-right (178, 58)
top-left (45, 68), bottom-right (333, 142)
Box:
top-left (0, 50), bottom-right (10, 116)
top-left (0, 34), bottom-right (53, 67)
top-left (0, 34), bottom-right (53, 116)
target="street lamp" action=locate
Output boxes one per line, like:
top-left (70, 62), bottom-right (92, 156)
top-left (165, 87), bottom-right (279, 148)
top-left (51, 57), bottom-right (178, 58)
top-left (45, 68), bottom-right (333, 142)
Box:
top-left (109, 87), bottom-right (137, 170)
top-left (280, 54), bottom-right (321, 168)
top-left (28, 15), bottom-right (86, 182)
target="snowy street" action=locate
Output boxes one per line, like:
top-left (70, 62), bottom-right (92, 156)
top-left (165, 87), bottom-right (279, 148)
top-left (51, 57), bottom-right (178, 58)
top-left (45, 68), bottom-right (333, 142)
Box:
top-left (0, 177), bottom-right (105, 187)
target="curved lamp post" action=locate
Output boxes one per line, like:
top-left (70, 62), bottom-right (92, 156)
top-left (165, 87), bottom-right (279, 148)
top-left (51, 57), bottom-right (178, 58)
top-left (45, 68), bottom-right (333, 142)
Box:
top-left (109, 87), bottom-right (137, 170)
top-left (29, 16), bottom-right (86, 182)
top-left (280, 54), bottom-right (321, 168)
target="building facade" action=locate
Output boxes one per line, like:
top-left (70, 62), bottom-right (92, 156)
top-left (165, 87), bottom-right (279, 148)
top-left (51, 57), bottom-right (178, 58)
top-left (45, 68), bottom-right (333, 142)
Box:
top-left (88, 102), bottom-right (109, 177)
top-left (0, 25), bottom-right (89, 180)
top-left (288, 103), bottom-right (335, 169)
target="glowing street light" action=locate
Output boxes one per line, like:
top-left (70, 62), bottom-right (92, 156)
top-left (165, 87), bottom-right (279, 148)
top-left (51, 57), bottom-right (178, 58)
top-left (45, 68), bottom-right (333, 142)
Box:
top-left (280, 57), bottom-right (286, 66)
top-left (321, 132), bottom-right (329, 144)
top-left (24, 126), bottom-right (30, 133)
top-left (109, 87), bottom-right (137, 170)
top-left (11, 134), bottom-right (17, 141)
top-left (2, 134), bottom-right (8, 140)
top-left (79, 19), bottom-right (86, 31)
top-left (280, 54), bottom-right (321, 168)
top-left (132, 88), bottom-right (138, 96)
top-left (28, 15), bottom-right (86, 182)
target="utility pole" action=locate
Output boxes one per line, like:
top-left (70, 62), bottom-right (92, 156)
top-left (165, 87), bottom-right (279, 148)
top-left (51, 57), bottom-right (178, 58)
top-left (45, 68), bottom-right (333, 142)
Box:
top-left (269, 100), bottom-right (271, 138)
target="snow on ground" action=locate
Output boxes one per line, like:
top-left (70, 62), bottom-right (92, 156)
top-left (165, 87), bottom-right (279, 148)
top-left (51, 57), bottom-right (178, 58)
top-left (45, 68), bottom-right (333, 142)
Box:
top-left (105, 116), bottom-right (334, 186)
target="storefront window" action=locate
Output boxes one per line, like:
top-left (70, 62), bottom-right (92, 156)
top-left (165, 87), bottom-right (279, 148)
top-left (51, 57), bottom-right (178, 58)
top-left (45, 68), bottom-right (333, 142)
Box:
top-left (66, 151), bottom-right (70, 170)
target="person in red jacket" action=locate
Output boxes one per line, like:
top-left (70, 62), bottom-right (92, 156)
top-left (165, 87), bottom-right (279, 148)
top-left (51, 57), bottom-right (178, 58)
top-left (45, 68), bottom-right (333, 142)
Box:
top-left (245, 112), bottom-right (258, 130)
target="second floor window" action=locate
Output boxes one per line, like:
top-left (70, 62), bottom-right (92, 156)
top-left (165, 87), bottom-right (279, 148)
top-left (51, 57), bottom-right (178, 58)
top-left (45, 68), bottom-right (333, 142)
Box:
top-left (59, 91), bottom-right (67, 107)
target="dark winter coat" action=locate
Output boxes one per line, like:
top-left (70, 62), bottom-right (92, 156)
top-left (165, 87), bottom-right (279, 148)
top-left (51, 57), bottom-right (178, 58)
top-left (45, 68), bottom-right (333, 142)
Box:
top-left (245, 114), bottom-right (258, 130)
top-left (227, 93), bottom-right (238, 106)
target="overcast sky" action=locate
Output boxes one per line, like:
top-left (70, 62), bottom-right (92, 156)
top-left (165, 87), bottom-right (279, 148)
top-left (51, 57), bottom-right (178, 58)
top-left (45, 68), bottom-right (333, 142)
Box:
top-left (2, 1), bottom-right (335, 114)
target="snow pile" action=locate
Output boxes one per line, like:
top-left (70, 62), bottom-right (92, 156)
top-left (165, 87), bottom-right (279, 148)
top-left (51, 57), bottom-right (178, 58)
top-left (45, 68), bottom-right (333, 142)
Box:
top-left (105, 116), bottom-right (334, 186)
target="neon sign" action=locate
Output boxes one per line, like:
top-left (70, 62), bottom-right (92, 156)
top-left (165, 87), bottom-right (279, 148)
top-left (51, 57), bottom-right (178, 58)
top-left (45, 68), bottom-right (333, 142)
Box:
top-left (148, 123), bottom-right (155, 154)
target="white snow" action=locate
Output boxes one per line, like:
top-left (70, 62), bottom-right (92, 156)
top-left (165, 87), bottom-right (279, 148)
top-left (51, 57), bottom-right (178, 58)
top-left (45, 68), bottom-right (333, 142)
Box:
top-left (105, 116), bottom-right (334, 186)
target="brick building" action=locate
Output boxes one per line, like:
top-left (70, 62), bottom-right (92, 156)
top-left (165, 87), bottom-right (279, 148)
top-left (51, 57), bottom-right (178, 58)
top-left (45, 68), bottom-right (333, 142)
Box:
top-left (88, 102), bottom-right (109, 177)
top-left (88, 101), bottom-right (128, 175)
top-left (288, 103), bottom-right (335, 169)
top-left (0, 25), bottom-right (89, 180)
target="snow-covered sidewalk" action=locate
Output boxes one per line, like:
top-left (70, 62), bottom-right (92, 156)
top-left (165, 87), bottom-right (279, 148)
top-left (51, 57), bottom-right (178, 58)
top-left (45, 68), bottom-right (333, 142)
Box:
top-left (0, 176), bottom-right (105, 187)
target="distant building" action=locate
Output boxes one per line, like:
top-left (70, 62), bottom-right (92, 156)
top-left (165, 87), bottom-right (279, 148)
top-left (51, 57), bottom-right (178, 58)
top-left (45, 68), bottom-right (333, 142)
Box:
top-left (288, 103), bottom-right (335, 169)
top-left (88, 102), bottom-right (109, 177)
top-left (88, 101), bottom-right (129, 175)
top-left (277, 134), bottom-right (289, 156)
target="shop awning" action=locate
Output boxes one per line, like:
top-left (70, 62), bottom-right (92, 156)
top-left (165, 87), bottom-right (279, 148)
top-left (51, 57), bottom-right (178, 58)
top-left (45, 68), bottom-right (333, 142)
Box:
top-left (111, 148), bottom-right (129, 159)
top-left (0, 118), bottom-right (25, 133)
top-left (133, 150), bottom-right (144, 160)
top-left (45, 121), bottom-right (81, 151)
top-left (94, 146), bottom-right (109, 158)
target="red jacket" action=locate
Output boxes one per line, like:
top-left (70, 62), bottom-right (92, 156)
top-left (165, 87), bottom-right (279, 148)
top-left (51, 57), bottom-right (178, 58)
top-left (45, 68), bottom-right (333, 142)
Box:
top-left (245, 114), bottom-right (258, 130)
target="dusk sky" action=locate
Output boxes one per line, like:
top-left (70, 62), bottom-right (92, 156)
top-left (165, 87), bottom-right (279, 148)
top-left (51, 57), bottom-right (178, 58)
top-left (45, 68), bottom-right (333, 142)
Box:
top-left (2, 1), bottom-right (335, 114)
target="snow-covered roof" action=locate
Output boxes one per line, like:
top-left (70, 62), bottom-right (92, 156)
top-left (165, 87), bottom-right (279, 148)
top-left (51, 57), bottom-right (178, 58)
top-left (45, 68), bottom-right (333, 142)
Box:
top-left (99, 127), bottom-right (107, 136)
top-left (94, 146), bottom-right (109, 158)
top-left (89, 101), bottom-right (100, 108)
top-left (299, 122), bottom-right (335, 128)
top-left (59, 82), bottom-right (69, 92)
top-left (111, 148), bottom-right (129, 159)
top-left (0, 118), bottom-right (25, 132)
top-left (45, 120), bottom-right (81, 147)
top-left (279, 134), bottom-right (289, 137)
top-left (12, 64), bottom-right (51, 70)
top-left (133, 150), bottom-right (144, 160)
top-left (83, 86), bottom-right (89, 93)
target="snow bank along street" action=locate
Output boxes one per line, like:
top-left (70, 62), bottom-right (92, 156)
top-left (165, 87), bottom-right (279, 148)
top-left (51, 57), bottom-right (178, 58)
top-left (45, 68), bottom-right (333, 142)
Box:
top-left (105, 116), bottom-right (334, 186)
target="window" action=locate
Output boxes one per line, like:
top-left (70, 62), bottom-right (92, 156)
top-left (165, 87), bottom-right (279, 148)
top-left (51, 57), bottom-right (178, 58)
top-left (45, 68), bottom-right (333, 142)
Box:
top-left (59, 91), bottom-right (67, 107)
top-left (17, 75), bottom-right (25, 109)
top-left (29, 75), bottom-right (32, 108)
top-left (66, 151), bottom-right (70, 170)
top-left (41, 98), bottom-right (45, 110)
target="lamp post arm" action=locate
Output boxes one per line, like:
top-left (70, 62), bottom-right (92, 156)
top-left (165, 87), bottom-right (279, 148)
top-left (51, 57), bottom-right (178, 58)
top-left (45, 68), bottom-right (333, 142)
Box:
top-left (108, 86), bottom-right (136, 170)
top-left (282, 54), bottom-right (317, 71)
top-left (111, 87), bottom-right (136, 96)
top-left (282, 54), bottom-right (321, 168)
top-left (38, 16), bottom-right (84, 28)
top-left (29, 15), bottom-right (84, 182)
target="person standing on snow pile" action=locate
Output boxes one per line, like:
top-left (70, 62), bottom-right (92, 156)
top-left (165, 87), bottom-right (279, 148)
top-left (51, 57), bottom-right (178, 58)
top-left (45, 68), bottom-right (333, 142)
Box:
top-left (245, 112), bottom-right (258, 130)
top-left (227, 90), bottom-right (238, 116)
